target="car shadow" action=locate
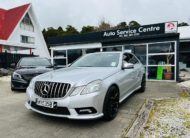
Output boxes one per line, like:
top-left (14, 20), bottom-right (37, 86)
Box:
top-left (12, 89), bottom-right (26, 93)
top-left (28, 111), bottom-right (109, 127)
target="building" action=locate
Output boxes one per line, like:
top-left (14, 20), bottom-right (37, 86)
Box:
top-left (178, 26), bottom-right (190, 72)
top-left (48, 21), bottom-right (190, 82)
top-left (0, 3), bottom-right (50, 58)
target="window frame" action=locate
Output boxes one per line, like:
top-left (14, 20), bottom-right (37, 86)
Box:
top-left (20, 13), bottom-right (34, 32)
top-left (20, 35), bottom-right (35, 44)
top-left (123, 52), bottom-right (140, 65)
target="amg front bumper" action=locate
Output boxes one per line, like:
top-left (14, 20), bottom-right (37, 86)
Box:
top-left (26, 88), bottom-right (105, 120)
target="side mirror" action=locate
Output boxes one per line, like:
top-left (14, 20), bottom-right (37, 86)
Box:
top-left (122, 63), bottom-right (134, 70)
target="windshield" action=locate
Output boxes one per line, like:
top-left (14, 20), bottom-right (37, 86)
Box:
top-left (19, 58), bottom-right (51, 67)
top-left (70, 53), bottom-right (120, 67)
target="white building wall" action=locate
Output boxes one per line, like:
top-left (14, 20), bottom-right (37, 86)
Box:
top-left (178, 26), bottom-right (190, 72)
top-left (8, 6), bottom-right (50, 58)
top-left (178, 26), bottom-right (190, 39)
top-left (9, 26), bottom-right (35, 55)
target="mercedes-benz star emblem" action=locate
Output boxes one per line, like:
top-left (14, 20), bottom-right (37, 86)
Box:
top-left (41, 84), bottom-right (50, 96)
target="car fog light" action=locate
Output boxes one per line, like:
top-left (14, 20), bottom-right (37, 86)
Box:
top-left (75, 107), bottom-right (97, 114)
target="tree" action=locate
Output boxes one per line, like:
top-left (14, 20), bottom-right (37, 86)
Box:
top-left (128, 20), bottom-right (141, 28)
top-left (96, 20), bottom-right (112, 31)
top-left (65, 25), bottom-right (79, 35)
top-left (115, 22), bottom-right (128, 29)
top-left (57, 26), bottom-right (63, 32)
top-left (178, 22), bottom-right (189, 27)
top-left (57, 26), bottom-right (65, 35)
top-left (46, 27), bottom-right (59, 36)
top-left (80, 26), bottom-right (96, 34)
top-left (42, 28), bottom-right (46, 34)
top-left (42, 28), bottom-right (47, 42)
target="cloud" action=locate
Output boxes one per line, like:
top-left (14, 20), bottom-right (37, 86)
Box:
top-left (0, 0), bottom-right (190, 31)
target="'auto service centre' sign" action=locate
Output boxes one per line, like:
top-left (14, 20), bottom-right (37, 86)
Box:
top-left (102, 21), bottom-right (178, 39)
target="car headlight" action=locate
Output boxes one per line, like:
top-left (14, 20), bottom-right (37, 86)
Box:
top-left (70, 86), bottom-right (85, 96)
top-left (70, 80), bottom-right (102, 96)
top-left (81, 80), bottom-right (102, 95)
top-left (28, 78), bottom-right (35, 89)
top-left (12, 72), bottom-right (22, 79)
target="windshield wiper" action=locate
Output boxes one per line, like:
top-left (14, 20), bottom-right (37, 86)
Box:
top-left (19, 66), bottom-right (36, 69)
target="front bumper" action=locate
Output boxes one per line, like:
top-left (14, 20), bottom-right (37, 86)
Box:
top-left (11, 79), bottom-right (29, 90)
top-left (26, 88), bottom-right (105, 120)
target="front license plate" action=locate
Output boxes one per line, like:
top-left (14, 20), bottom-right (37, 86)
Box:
top-left (36, 99), bottom-right (54, 108)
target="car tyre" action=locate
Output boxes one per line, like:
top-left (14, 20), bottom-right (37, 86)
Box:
top-left (103, 86), bottom-right (119, 121)
top-left (11, 82), bottom-right (16, 91)
top-left (138, 74), bottom-right (146, 93)
top-left (11, 88), bottom-right (16, 91)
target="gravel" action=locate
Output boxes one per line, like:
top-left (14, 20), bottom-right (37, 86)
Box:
top-left (140, 98), bottom-right (190, 138)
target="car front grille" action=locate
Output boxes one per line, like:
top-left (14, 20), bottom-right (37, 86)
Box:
top-left (34, 81), bottom-right (71, 98)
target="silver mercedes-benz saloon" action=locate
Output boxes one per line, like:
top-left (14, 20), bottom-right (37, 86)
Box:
top-left (25, 52), bottom-right (145, 121)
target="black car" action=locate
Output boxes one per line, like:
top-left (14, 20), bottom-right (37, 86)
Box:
top-left (11, 57), bottom-right (53, 91)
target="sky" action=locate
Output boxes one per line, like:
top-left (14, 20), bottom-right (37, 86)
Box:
top-left (0, 0), bottom-right (190, 31)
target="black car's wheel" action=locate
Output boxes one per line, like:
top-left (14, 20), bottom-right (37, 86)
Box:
top-left (11, 84), bottom-right (15, 91)
top-left (11, 81), bottom-right (16, 91)
top-left (11, 88), bottom-right (15, 91)
top-left (103, 86), bottom-right (119, 121)
top-left (138, 74), bottom-right (146, 93)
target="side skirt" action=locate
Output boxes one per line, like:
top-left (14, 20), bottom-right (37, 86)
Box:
top-left (119, 85), bottom-right (141, 103)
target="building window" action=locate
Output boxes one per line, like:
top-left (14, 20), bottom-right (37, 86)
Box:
top-left (125, 44), bottom-right (147, 65)
top-left (54, 59), bottom-right (66, 66)
top-left (147, 42), bottom-right (176, 80)
top-left (68, 49), bottom-right (82, 64)
top-left (53, 49), bottom-right (83, 66)
top-left (53, 50), bottom-right (67, 66)
top-left (85, 48), bottom-right (100, 54)
top-left (103, 46), bottom-right (122, 52)
top-left (20, 13), bottom-right (34, 32)
top-left (53, 50), bottom-right (66, 57)
top-left (21, 35), bottom-right (35, 44)
top-left (124, 42), bottom-right (176, 81)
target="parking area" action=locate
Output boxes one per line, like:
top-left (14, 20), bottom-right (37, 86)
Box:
top-left (0, 78), bottom-right (180, 138)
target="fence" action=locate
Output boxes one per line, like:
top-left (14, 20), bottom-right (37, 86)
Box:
top-left (0, 52), bottom-right (36, 68)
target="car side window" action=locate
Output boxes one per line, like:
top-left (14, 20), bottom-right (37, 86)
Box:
top-left (123, 53), bottom-right (139, 65)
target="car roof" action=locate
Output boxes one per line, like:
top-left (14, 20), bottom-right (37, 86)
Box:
top-left (20, 57), bottom-right (49, 59)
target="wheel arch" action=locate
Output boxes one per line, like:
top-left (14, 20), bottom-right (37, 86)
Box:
top-left (109, 83), bottom-right (120, 94)
top-left (102, 83), bottom-right (120, 120)
top-left (104, 83), bottom-right (120, 100)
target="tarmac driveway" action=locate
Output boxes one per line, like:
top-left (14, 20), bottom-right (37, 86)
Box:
top-left (0, 77), bottom-right (180, 138)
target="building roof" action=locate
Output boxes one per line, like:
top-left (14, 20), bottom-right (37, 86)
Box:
top-left (0, 4), bottom-right (30, 40)
top-left (48, 22), bottom-right (180, 46)
top-left (49, 33), bottom-right (179, 47)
